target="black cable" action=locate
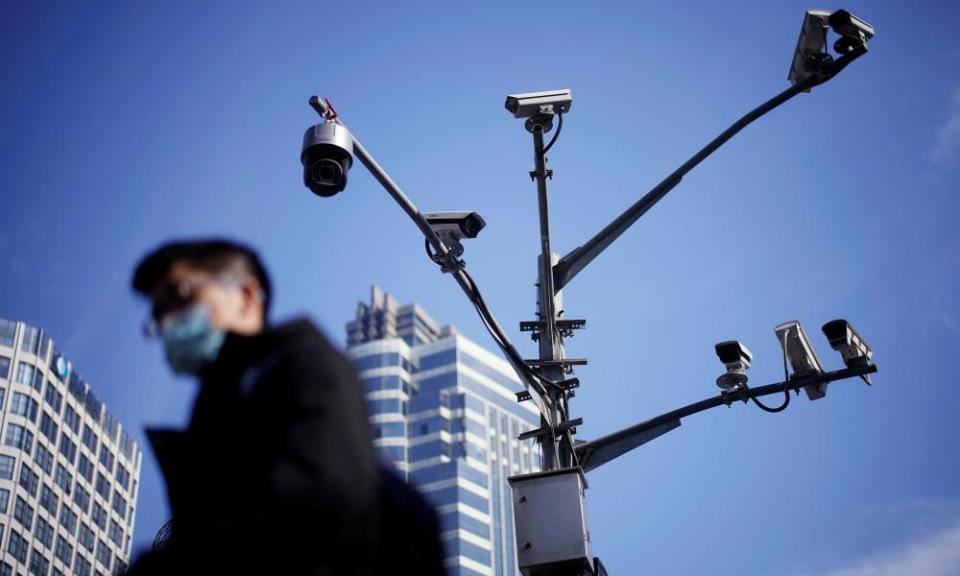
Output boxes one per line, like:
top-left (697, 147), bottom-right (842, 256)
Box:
top-left (542, 113), bottom-right (563, 154)
top-left (752, 329), bottom-right (793, 413)
top-left (752, 391), bottom-right (790, 413)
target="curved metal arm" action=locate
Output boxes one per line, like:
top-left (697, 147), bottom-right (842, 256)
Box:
top-left (308, 97), bottom-right (555, 427)
top-left (552, 48), bottom-right (867, 293)
top-left (576, 362), bottom-right (877, 473)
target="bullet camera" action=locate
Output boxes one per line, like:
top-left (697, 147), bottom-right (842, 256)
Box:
top-left (301, 123), bottom-right (354, 197)
top-left (504, 89), bottom-right (572, 119)
top-left (828, 10), bottom-right (874, 54)
top-left (788, 9), bottom-right (874, 89)
top-left (774, 320), bottom-right (826, 400)
top-left (822, 319), bottom-right (872, 367)
top-left (424, 211), bottom-right (486, 241)
top-left (424, 211), bottom-right (486, 263)
top-left (788, 10), bottom-right (832, 89)
top-left (714, 340), bottom-right (752, 391)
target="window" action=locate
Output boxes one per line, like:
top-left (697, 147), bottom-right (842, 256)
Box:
top-left (54, 536), bottom-right (73, 567)
top-left (108, 520), bottom-right (122, 547)
top-left (0, 489), bottom-right (9, 514)
top-left (6, 423), bottom-right (34, 455)
top-left (20, 327), bottom-right (40, 355)
top-left (97, 448), bottom-right (113, 474)
top-left (110, 493), bottom-right (126, 519)
top-left (34, 516), bottom-right (54, 549)
top-left (7, 529), bottom-right (28, 563)
top-left (58, 505), bottom-right (77, 536)
top-left (78, 523), bottom-right (94, 552)
top-left (73, 485), bottom-right (90, 515)
top-left (63, 405), bottom-right (80, 435)
top-left (0, 320), bottom-right (16, 347)
top-left (0, 455), bottom-right (15, 480)
top-left (94, 473), bottom-right (110, 502)
top-left (74, 554), bottom-right (91, 576)
top-left (43, 384), bottom-right (62, 415)
top-left (0, 388), bottom-right (5, 410)
top-left (90, 503), bottom-right (106, 530)
top-left (35, 443), bottom-right (54, 475)
top-left (11, 392), bottom-right (39, 423)
top-left (81, 426), bottom-right (97, 454)
top-left (54, 464), bottom-right (72, 496)
top-left (39, 413), bottom-right (58, 443)
top-left (19, 464), bottom-right (39, 497)
top-left (39, 485), bottom-right (58, 516)
top-left (29, 547), bottom-right (49, 576)
top-left (0, 561), bottom-right (11, 576)
top-left (0, 357), bottom-right (10, 380)
top-left (114, 466), bottom-right (129, 492)
top-left (16, 363), bottom-right (36, 387)
top-left (77, 454), bottom-right (93, 483)
top-left (14, 495), bottom-right (34, 530)
top-left (58, 434), bottom-right (76, 465)
top-left (95, 539), bottom-right (110, 570)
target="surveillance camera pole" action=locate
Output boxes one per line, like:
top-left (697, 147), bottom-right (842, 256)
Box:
top-left (305, 12), bottom-right (874, 575)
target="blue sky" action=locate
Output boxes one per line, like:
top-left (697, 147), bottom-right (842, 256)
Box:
top-left (2, 1), bottom-right (959, 574)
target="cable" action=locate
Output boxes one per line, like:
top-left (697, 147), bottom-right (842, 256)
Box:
top-left (752, 330), bottom-right (793, 413)
top-left (752, 391), bottom-right (790, 413)
top-left (542, 113), bottom-right (563, 154)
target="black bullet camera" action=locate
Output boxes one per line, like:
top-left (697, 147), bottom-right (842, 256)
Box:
top-left (301, 123), bottom-right (354, 197)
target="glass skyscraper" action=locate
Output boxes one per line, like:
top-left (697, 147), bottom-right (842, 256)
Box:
top-left (0, 318), bottom-right (141, 576)
top-left (346, 286), bottom-right (542, 576)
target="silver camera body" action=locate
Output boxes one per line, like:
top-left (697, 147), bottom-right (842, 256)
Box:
top-left (504, 89), bottom-right (573, 119)
top-left (775, 320), bottom-right (826, 400)
top-left (714, 340), bottom-right (752, 391)
top-left (788, 10), bottom-right (832, 88)
top-left (301, 123), bottom-right (354, 197)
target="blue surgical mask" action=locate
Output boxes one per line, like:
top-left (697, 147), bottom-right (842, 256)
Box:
top-left (160, 304), bottom-right (226, 375)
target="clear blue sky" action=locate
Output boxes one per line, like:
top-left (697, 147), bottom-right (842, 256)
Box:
top-left (2, 1), bottom-right (958, 574)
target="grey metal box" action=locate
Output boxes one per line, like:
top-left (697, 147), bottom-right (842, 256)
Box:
top-left (509, 467), bottom-right (592, 574)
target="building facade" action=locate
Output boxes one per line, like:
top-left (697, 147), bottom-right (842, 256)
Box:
top-left (0, 318), bottom-right (141, 576)
top-left (346, 286), bottom-right (541, 576)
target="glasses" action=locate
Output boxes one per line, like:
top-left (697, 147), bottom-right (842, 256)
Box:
top-left (142, 276), bottom-right (241, 338)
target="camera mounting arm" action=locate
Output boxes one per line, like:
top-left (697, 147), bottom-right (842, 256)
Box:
top-left (576, 361), bottom-right (877, 472)
top-left (552, 45), bottom-right (869, 293)
top-left (308, 96), bottom-right (558, 429)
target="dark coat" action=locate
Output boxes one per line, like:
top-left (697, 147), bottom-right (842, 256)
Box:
top-left (127, 319), bottom-right (445, 575)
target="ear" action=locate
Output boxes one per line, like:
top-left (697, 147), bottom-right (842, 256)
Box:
top-left (239, 277), bottom-right (265, 316)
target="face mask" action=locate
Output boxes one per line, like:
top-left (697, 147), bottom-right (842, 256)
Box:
top-left (160, 304), bottom-right (226, 375)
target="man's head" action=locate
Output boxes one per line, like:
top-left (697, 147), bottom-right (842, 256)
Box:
top-left (132, 239), bottom-right (272, 338)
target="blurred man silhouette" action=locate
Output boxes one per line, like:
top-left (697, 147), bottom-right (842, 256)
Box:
top-left (126, 238), bottom-right (444, 575)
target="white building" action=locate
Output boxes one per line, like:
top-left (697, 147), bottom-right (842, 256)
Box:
top-left (346, 286), bottom-right (541, 576)
top-left (0, 318), bottom-right (142, 576)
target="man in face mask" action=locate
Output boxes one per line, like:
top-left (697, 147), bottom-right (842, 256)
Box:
top-left (125, 239), bottom-right (399, 575)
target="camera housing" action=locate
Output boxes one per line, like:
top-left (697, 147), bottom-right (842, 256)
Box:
top-left (822, 319), bottom-right (872, 368)
top-left (828, 10), bottom-right (874, 54)
top-left (424, 211), bottom-right (486, 241)
top-left (505, 89), bottom-right (573, 119)
top-left (301, 123), bottom-right (354, 197)
top-left (715, 340), bottom-right (752, 372)
top-left (775, 320), bottom-right (826, 400)
top-left (714, 340), bottom-right (752, 391)
top-left (788, 10), bottom-right (832, 89)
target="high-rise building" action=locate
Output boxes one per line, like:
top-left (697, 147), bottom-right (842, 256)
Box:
top-left (346, 286), bottom-right (541, 576)
top-left (0, 318), bottom-right (142, 576)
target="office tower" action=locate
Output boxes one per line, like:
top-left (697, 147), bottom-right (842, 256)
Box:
top-left (0, 318), bottom-right (142, 576)
top-left (346, 286), bottom-right (541, 576)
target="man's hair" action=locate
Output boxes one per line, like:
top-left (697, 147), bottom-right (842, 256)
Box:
top-left (132, 238), bottom-right (272, 318)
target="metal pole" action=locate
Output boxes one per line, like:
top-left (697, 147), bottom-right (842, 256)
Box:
top-left (530, 119), bottom-right (567, 470)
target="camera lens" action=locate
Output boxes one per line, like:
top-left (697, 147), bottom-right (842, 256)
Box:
top-left (311, 159), bottom-right (343, 185)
